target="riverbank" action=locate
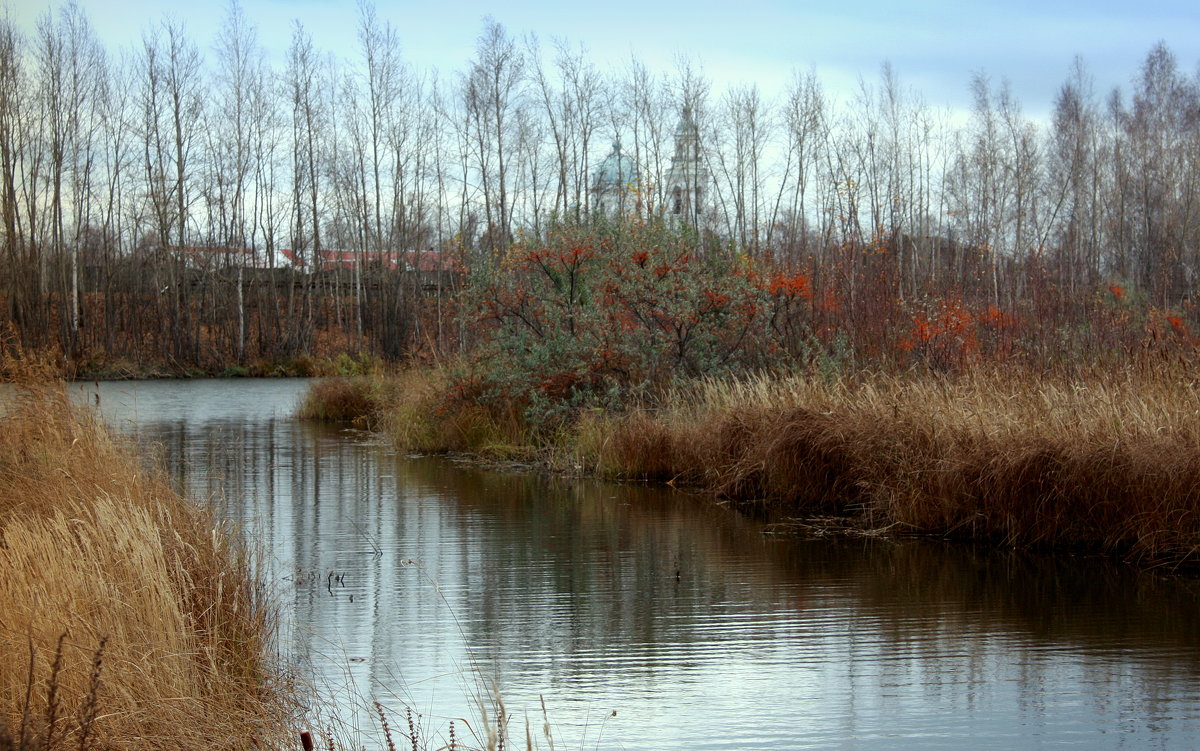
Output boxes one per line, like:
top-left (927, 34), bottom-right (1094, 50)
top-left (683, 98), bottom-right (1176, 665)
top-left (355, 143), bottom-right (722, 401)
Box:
top-left (0, 357), bottom-right (295, 748)
top-left (20, 347), bottom-right (383, 381)
top-left (307, 364), bottom-right (1200, 569)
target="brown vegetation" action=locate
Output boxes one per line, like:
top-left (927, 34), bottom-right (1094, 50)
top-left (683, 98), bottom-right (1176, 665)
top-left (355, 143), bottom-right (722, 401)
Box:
top-left (296, 377), bottom-right (378, 426)
top-left (661, 367), bottom-right (1200, 566)
top-left (0, 344), bottom-right (294, 749)
top-left (355, 362), bottom-right (1200, 569)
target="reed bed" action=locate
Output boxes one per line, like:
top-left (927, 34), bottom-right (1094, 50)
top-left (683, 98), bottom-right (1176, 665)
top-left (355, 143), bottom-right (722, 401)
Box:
top-left (0, 347), bottom-right (294, 749)
top-left (601, 366), bottom-right (1200, 565)
top-left (297, 377), bottom-right (378, 426)
top-left (368, 367), bottom-right (534, 458)
top-left (364, 362), bottom-right (1200, 567)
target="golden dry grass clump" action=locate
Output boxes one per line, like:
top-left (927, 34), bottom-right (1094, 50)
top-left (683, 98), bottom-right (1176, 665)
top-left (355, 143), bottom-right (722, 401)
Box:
top-left (603, 365), bottom-right (1200, 566)
top-left (0, 344), bottom-right (294, 749)
top-left (296, 377), bottom-right (377, 425)
top-left (372, 366), bottom-right (533, 456)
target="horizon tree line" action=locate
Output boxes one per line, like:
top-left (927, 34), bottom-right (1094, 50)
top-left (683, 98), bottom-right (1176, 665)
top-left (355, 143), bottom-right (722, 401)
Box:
top-left (2, 0), bottom-right (1199, 369)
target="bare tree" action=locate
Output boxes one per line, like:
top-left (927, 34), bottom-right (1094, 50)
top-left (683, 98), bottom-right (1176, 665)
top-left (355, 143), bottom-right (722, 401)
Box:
top-left (779, 69), bottom-right (829, 263)
top-left (206, 0), bottom-right (270, 360)
top-left (134, 18), bottom-right (203, 362)
top-left (463, 18), bottom-right (524, 260)
top-left (0, 18), bottom-right (48, 347)
top-left (283, 21), bottom-right (328, 350)
top-left (1047, 58), bottom-right (1101, 293)
top-left (1121, 43), bottom-right (1200, 302)
top-left (34, 2), bottom-right (106, 353)
top-left (527, 36), bottom-right (604, 222)
top-left (710, 84), bottom-right (772, 255)
top-left (620, 58), bottom-right (671, 217)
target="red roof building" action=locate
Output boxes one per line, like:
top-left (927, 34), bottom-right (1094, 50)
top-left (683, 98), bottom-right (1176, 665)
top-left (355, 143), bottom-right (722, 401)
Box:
top-left (278, 248), bottom-right (463, 273)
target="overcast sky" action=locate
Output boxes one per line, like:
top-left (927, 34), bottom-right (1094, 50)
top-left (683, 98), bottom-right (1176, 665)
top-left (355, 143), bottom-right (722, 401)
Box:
top-left (5, 0), bottom-right (1200, 120)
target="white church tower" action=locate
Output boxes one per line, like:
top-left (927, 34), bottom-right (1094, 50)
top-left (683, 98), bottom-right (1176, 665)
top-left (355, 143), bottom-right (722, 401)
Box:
top-left (664, 104), bottom-right (706, 226)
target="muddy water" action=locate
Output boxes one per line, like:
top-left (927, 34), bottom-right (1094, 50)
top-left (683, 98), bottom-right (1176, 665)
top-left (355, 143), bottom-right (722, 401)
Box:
top-left (77, 379), bottom-right (1200, 750)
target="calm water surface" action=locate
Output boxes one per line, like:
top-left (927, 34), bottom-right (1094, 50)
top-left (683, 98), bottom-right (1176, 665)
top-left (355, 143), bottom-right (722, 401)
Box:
top-left (74, 379), bottom-right (1200, 750)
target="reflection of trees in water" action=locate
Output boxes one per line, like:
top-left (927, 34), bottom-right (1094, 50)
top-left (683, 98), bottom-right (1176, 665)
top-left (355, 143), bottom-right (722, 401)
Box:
top-left (404, 457), bottom-right (1200, 676)
top-left (816, 540), bottom-right (1200, 665)
top-left (142, 410), bottom-right (1200, 671)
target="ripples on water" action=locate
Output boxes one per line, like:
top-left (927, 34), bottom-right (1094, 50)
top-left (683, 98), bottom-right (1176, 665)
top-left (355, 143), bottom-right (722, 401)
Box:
top-left (73, 379), bottom-right (1200, 750)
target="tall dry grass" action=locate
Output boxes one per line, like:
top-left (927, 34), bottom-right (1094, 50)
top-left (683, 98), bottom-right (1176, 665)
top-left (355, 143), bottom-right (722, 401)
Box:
top-left (588, 365), bottom-right (1200, 566)
top-left (376, 360), bottom-right (1200, 567)
top-left (0, 341), bottom-right (294, 749)
top-left (366, 367), bottom-right (535, 458)
top-left (296, 377), bottom-right (378, 426)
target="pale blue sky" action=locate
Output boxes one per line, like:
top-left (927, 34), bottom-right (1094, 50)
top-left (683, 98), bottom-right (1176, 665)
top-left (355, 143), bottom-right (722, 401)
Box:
top-left (5, 0), bottom-right (1200, 119)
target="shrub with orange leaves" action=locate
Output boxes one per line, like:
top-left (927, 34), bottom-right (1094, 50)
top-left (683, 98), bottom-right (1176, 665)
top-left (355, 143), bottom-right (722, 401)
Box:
top-left (900, 297), bottom-right (979, 368)
top-left (768, 272), bottom-right (813, 299)
top-left (460, 216), bottom-right (772, 431)
top-left (1165, 312), bottom-right (1189, 336)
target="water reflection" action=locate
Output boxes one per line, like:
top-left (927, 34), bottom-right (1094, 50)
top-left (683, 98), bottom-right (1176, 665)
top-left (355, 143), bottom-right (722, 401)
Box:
top-left (76, 379), bottom-right (1200, 750)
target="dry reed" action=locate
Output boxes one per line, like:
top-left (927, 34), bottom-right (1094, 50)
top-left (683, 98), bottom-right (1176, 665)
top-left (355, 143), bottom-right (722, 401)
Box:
top-left (0, 338), bottom-right (295, 749)
top-left (375, 360), bottom-right (1200, 567)
top-left (297, 377), bottom-right (378, 426)
top-left (603, 365), bottom-right (1200, 566)
top-left (369, 368), bottom-right (534, 457)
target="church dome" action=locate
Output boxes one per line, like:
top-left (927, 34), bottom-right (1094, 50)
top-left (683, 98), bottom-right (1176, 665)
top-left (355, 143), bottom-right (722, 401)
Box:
top-left (593, 141), bottom-right (637, 192)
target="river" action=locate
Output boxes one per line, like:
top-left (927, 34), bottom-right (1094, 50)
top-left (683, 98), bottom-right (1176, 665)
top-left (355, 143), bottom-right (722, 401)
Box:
top-left (74, 378), bottom-right (1200, 750)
